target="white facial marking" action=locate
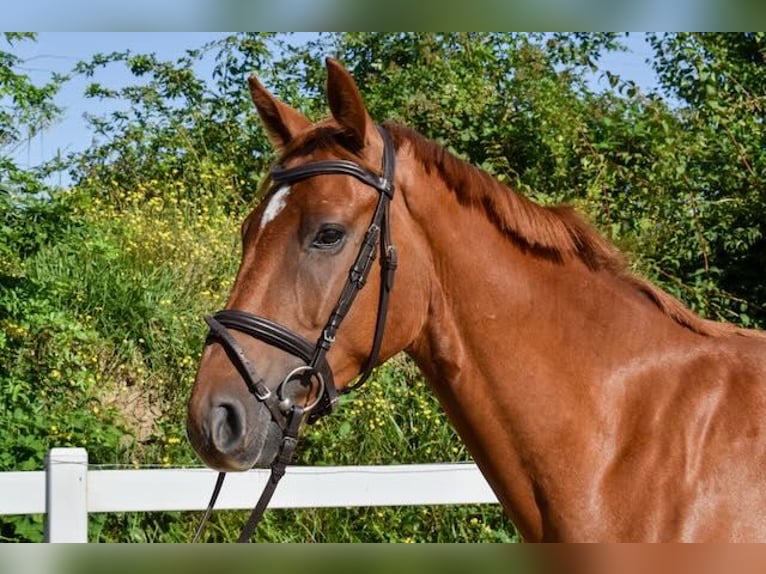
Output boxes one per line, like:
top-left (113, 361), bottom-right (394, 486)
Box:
top-left (260, 185), bottom-right (291, 228)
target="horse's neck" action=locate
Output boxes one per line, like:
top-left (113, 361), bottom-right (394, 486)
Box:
top-left (403, 168), bottom-right (676, 381)
top-left (401, 167), bottom-right (692, 539)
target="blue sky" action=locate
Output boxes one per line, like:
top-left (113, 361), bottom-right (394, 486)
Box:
top-left (8, 32), bottom-right (660, 183)
top-left (9, 33), bottom-right (227, 178)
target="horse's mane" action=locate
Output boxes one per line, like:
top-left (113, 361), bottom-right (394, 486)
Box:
top-left (276, 120), bottom-right (754, 338)
top-left (384, 122), bottom-right (756, 339)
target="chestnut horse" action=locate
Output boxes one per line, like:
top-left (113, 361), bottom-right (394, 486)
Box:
top-left (187, 58), bottom-right (766, 541)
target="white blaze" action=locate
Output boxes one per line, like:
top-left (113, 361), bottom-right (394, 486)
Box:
top-left (260, 185), bottom-right (291, 228)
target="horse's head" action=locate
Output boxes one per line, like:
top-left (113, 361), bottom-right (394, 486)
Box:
top-left (186, 59), bottom-right (429, 471)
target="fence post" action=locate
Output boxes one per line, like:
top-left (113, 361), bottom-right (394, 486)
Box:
top-left (45, 447), bottom-right (88, 543)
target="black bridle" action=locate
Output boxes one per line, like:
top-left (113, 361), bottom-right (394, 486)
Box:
top-left (193, 125), bottom-right (398, 542)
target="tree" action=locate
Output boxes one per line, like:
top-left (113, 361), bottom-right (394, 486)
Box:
top-left (0, 33), bottom-right (62, 196)
top-left (647, 32), bottom-right (766, 325)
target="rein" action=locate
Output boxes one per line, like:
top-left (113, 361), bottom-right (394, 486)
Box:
top-left (193, 125), bottom-right (397, 542)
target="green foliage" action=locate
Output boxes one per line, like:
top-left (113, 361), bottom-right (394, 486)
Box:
top-left (1, 32), bottom-right (764, 542)
top-left (0, 33), bottom-right (64, 196)
top-left (646, 32), bottom-right (766, 323)
top-left (70, 34), bottom-right (277, 210)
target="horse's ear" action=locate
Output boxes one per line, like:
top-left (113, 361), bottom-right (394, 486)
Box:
top-left (325, 58), bottom-right (374, 148)
top-left (248, 75), bottom-right (311, 149)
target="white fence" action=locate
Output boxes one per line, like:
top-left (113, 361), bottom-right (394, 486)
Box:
top-left (0, 448), bottom-right (498, 542)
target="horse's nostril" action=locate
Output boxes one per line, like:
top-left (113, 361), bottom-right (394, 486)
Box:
top-left (211, 401), bottom-right (246, 454)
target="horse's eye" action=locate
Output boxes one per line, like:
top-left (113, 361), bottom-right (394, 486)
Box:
top-left (311, 226), bottom-right (345, 250)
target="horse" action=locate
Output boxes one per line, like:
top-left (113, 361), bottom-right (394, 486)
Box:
top-left (186, 58), bottom-right (766, 542)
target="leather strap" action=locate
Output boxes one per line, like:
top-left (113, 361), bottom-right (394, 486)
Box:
top-left (272, 161), bottom-right (393, 199)
top-left (192, 471), bottom-right (226, 543)
top-left (237, 406), bottom-right (303, 542)
top-left (196, 125), bottom-right (398, 542)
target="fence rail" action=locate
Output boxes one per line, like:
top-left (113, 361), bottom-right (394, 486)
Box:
top-left (0, 448), bottom-right (498, 542)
